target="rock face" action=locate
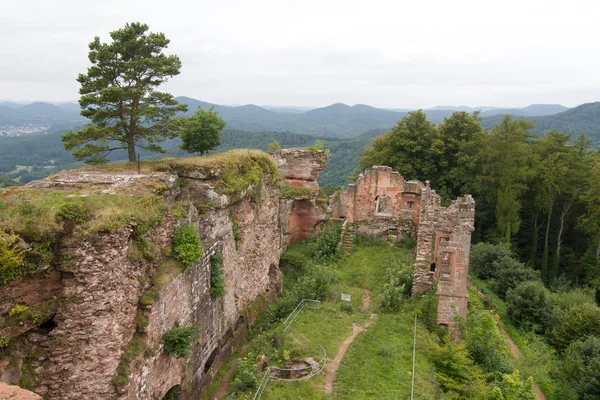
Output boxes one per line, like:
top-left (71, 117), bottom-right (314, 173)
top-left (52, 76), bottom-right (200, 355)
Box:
top-left (0, 149), bottom-right (328, 400)
top-left (0, 382), bottom-right (42, 399)
top-left (331, 166), bottom-right (475, 333)
top-left (272, 148), bottom-right (327, 245)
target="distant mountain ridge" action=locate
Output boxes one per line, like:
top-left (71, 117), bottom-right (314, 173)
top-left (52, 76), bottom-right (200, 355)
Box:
top-left (480, 102), bottom-right (600, 141)
top-left (0, 101), bottom-right (83, 126)
top-left (0, 97), bottom-right (580, 140)
top-left (175, 97), bottom-right (570, 138)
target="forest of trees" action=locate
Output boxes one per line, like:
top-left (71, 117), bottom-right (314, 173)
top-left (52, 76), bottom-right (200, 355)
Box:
top-left (360, 110), bottom-right (600, 287)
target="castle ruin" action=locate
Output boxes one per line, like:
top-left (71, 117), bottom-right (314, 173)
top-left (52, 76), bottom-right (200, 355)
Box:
top-left (330, 166), bottom-right (475, 332)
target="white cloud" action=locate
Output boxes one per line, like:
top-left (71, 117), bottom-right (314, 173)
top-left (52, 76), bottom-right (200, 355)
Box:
top-left (1, 0), bottom-right (598, 107)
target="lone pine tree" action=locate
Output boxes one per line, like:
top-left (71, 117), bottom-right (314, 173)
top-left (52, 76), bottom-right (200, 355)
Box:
top-left (62, 22), bottom-right (187, 164)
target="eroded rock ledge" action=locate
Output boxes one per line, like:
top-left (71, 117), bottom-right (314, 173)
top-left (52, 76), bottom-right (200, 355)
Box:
top-left (0, 149), bottom-right (326, 400)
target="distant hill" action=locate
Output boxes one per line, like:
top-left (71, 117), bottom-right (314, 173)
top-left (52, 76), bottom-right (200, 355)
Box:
top-left (480, 104), bottom-right (569, 118)
top-left (174, 97), bottom-right (570, 138)
top-left (480, 102), bottom-right (600, 143)
top-left (0, 101), bottom-right (84, 127)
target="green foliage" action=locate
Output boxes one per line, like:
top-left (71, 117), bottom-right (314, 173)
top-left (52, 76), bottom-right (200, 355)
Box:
top-left (230, 354), bottom-right (260, 394)
top-left (162, 325), bottom-right (198, 357)
top-left (0, 336), bottom-right (10, 347)
top-left (162, 385), bottom-right (182, 400)
top-left (292, 262), bottom-right (336, 301)
top-left (305, 220), bottom-right (342, 262)
top-left (179, 106), bottom-right (226, 155)
top-left (280, 185), bottom-right (312, 198)
top-left (428, 337), bottom-right (486, 398)
top-left (56, 199), bottom-right (92, 224)
top-left (556, 335), bottom-right (600, 399)
top-left (113, 333), bottom-right (147, 387)
top-left (492, 256), bottom-right (540, 299)
top-left (340, 301), bottom-right (353, 313)
top-left (464, 310), bottom-right (512, 374)
top-left (549, 301), bottom-right (600, 351)
top-left (172, 223), bottom-right (203, 269)
top-left (268, 140), bottom-right (281, 153)
top-left (379, 265), bottom-right (413, 313)
top-left (229, 213), bottom-right (242, 247)
top-left (470, 242), bottom-right (513, 280)
top-left (488, 370), bottom-right (537, 400)
top-left (8, 305), bottom-right (29, 317)
top-left (218, 153), bottom-right (279, 198)
top-left (62, 22), bottom-right (187, 163)
top-left (209, 252), bottom-right (225, 297)
top-left (0, 231), bottom-right (31, 284)
top-left (506, 280), bottom-right (552, 333)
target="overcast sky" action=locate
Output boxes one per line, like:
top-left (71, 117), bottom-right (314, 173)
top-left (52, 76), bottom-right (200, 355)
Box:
top-left (1, 0), bottom-right (599, 108)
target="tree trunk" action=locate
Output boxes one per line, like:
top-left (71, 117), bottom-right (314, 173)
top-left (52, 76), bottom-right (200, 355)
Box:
top-left (541, 208), bottom-right (552, 283)
top-left (556, 198), bottom-right (573, 262)
top-left (127, 133), bottom-right (136, 162)
top-left (530, 215), bottom-right (539, 268)
top-left (128, 98), bottom-right (139, 162)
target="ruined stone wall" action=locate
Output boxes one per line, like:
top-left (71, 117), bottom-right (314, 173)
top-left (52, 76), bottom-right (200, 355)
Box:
top-left (273, 148), bottom-right (327, 246)
top-left (126, 178), bottom-right (282, 399)
top-left (343, 166), bottom-right (422, 240)
top-left (332, 166), bottom-right (475, 332)
top-left (413, 188), bottom-right (475, 331)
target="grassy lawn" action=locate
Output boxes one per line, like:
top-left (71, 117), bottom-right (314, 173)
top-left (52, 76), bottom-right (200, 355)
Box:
top-left (469, 275), bottom-right (558, 399)
top-left (226, 240), bottom-right (440, 399)
top-left (334, 312), bottom-right (438, 399)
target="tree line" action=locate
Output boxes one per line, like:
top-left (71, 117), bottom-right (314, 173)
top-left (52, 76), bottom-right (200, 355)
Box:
top-left (360, 110), bottom-right (600, 288)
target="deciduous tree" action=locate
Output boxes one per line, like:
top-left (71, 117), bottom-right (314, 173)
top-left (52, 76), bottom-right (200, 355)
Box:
top-left (179, 106), bottom-right (226, 155)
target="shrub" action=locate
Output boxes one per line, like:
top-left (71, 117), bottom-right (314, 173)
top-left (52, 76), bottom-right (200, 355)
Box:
top-left (268, 141), bottom-right (281, 153)
top-left (557, 336), bottom-right (600, 399)
top-left (395, 234), bottom-right (417, 250)
top-left (210, 252), bottom-right (225, 297)
top-left (506, 280), bottom-right (552, 333)
top-left (464, 310), bottom-right (512, 374)
top-left (231, 354), bottom-right (260, 394)
top-left (162, 325), bottom-right (198, 357)
top-left (9, 305), bottom-right (29, 317)
top-left (379, 267), bottom-right (412, 313)
top-left (428, 337), bottom-right (486, 398)
top-left (470, 242), bottom-right (513, 280)
top-left (292, 263), bottom-right (336, 301)
top-left (340, 301), bottom-right (353, 313)
top-left (307, 221), bottom-right (342, 261)
top-left (0, 336), bottom-right (10, 347)
top-left (492, 256), bottom-right (539, 299)
top-left (172, 224), bottom-right (203, 269)
top-left (0, 231), bottom-right (30, 284)
top-left (549, 302), bottom-right (600, 351)
top-left (488, 370), bottom-right (537, 400)
top-left (56, 200), bottom-right (92, 224)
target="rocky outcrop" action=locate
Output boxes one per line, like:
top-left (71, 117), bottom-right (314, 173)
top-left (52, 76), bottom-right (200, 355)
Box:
top-left (273, 148), bottom-right (328, 245)
top-left (0, 149), bottom-right (328, 400)
top-left (0, 382), bottom-right (42, 399)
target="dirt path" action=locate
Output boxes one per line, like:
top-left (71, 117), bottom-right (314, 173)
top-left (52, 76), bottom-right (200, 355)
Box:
top-left (361, 288), bottom-right (370, 311)
top-left (211, 341), bottom-right (254, 399)
top-left (324, 289), bottom-right (375, 394)
top-left (502, 332), bottom-right (546, 400)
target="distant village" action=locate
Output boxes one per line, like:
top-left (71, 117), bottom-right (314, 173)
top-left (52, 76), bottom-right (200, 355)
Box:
top-left (0, 124), bottom-right (49, 137)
